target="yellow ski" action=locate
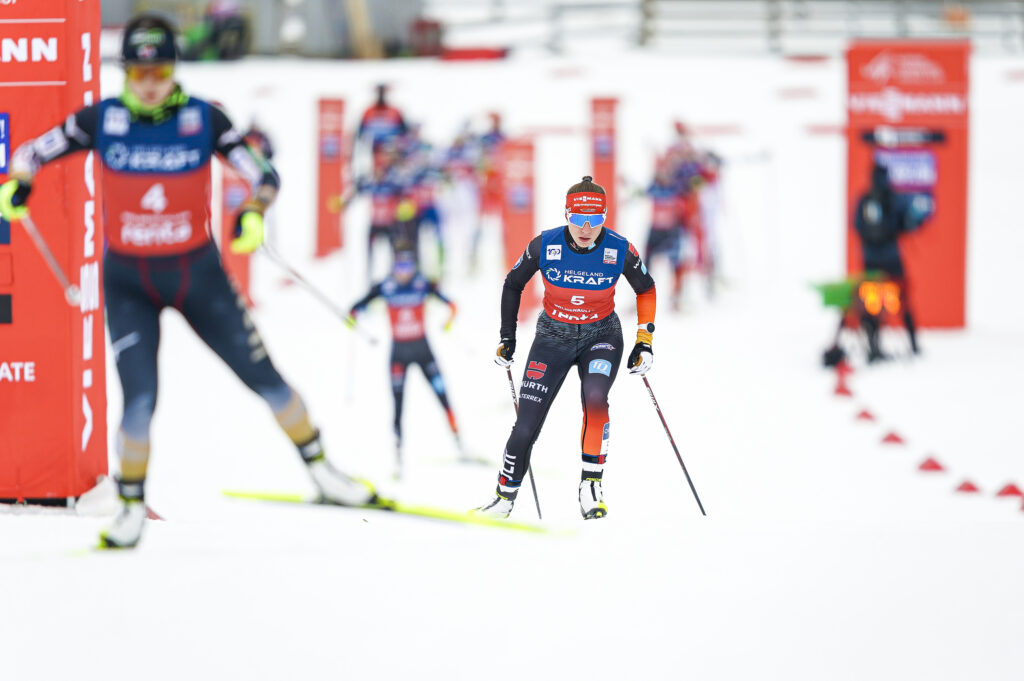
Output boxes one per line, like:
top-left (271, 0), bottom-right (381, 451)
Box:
top-left (222, 489), bottom-right (549, 534)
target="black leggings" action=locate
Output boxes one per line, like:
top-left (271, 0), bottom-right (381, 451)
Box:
top-left (499, 313), bottom-right (624, 489)
top-left (390, 338), bottom-right (451, 442)
top-left (104, 243), bottom-right (290, 443)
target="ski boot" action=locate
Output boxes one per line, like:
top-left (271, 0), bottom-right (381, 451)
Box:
top-left (472, 486), bottom-right (517, 519)
top-left (99, 479), bottom-right (147, 549)
top-left (579, 479), bottom-right (608, 519)
top-left (308, 457), bottom-right (382, 507)
top-left (298, 431), bottom-right (383, 508)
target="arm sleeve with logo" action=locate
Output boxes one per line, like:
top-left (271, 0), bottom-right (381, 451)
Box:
top-left (623, 242), bottom-right (657, 342)
top-left (211, 105), bottom-right (280, 209)
top-left (10, 106), bottom-right (100, 179)
top-left (499, 235), bottom-right (542, 339)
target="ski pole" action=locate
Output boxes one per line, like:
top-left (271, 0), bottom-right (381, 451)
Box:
top-left (642, 375), bottom-right (706, 516)
top-left (260, 243), bottom-right (378, 346)
top-left (18, 214), bottom-right (81, 306)
top-left (506, 366), bottom-right (542, 520)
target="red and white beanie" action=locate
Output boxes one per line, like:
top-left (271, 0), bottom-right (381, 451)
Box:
top-left (565, 176), bottom-right (607, 214)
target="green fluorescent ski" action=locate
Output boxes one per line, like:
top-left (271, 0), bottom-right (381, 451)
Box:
top-left (222, 489), bottom-right (549, 534)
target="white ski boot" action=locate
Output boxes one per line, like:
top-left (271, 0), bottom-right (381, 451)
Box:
top-left (99, 499), bottom-right (147, 549)
top-left (472, 488), bottom-right (516, 519)
top-left (579, 479), bottom-right (608, 519)
top-left (308, 458), bottom-right (380, 507)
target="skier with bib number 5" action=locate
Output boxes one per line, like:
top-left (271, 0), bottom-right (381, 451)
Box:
top-left (0, 14), bottom-right (381, 548)
top-left (475, 176), bottom-right (657, 519)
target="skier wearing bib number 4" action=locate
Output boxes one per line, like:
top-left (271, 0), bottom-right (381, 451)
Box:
top-left (476, 176), bottom-right (657, 519)
top-left (0, 14), bottom-right (380, 549)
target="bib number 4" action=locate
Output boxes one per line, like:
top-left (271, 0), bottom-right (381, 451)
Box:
top-left (141, 183), bottom-right (168, 214)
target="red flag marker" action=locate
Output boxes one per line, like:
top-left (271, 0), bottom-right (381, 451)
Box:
top-left (881, 432), bottom-right (905, 445)
top-left (955, 480), bottom-right (980, 493)
top-left (855, 409), bottom-right (875, 421)
top-left (918, 457), bottom-right (944, 472)
top-left (995, 483), bottom-right (1023, 498)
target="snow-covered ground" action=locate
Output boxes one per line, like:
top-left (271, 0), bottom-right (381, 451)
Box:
top-left (2, 50), bottom-right (1023, 680)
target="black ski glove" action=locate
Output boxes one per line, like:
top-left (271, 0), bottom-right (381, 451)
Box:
top-left (627, 342), bottom-right (653, 375)
top-left (494, 338), bottom-right (515, 367)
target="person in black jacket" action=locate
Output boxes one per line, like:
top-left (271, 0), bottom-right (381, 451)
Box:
top-left (853, 163), bottom-right (933, 360)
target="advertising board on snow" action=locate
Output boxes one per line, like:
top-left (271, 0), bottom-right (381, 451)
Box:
top-left (0, 0), bottom-right (105, 500)
top-left (847, 40), bottom-right (969, 328)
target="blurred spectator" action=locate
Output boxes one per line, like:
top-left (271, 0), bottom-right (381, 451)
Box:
top-left (852, 163), bottom-right (934, 360)
top-left (181, 1), bottom-right (251, 61)
top-left (358, 84), bottom-right (408, 151)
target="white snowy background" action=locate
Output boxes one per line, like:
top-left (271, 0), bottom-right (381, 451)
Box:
top-left (2, 47), bottom-right (1023, 680)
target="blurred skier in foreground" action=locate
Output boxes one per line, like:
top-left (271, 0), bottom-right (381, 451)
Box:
top-left (0, 14), bottom-right (380, 548)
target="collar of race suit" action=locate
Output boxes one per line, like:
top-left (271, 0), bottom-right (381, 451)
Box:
top-left (119, 84), bottom-right (189, 124)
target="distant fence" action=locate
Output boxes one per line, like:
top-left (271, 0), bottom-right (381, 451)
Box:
top-left (102, 0), bottom-right (1024, 57)
top-left (426, 0), bottom-right (1024, 55)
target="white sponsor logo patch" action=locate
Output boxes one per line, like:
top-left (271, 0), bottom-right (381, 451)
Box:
top-left (179, 107), bottom-right (202, 136)
top-left (104, 142), bottom-right (203, 172)
top-left (546, 244), bottom-right (562, 261)
top-left (103, 107), bottom-right (130, 136)
top-left (603, 247), bottom-right (617, 264)
top-left (120, 211), bottom-right (193, 247)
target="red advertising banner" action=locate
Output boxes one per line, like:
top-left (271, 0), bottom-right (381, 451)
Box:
top-left (502, 139), bottom-right (539, 315)
top-left (0, 0), bottom-right (106, 500)
top-left (591, 97), bottom-right (618, 227)
top-left (219, 165), bottom-right (253, 306)
top-left (846, 40), bottom-right (969, 328)
top-left (316, 98), bottom-right (346, 257)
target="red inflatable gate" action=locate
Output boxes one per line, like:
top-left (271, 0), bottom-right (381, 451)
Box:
top-left (0, 0), bottom-right (106, 501)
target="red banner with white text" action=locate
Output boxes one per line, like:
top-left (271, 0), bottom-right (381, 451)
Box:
top-left (316, 98), bottom-right (346, 257)
top-left (847, 40), bottom-right (969, 328)
top-left (0, 0), bottom-right (106, 500)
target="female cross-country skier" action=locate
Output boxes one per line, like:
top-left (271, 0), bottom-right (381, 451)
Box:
top-left (347, 251), bottom-right (463, 477)
top-left (476, 176), bottom-right (657, 519)
top-left (0, 14), bottom-right (379, 548)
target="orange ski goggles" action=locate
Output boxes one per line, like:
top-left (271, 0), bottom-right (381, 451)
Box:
top-left (126, 63), bottom-right (175, 82)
